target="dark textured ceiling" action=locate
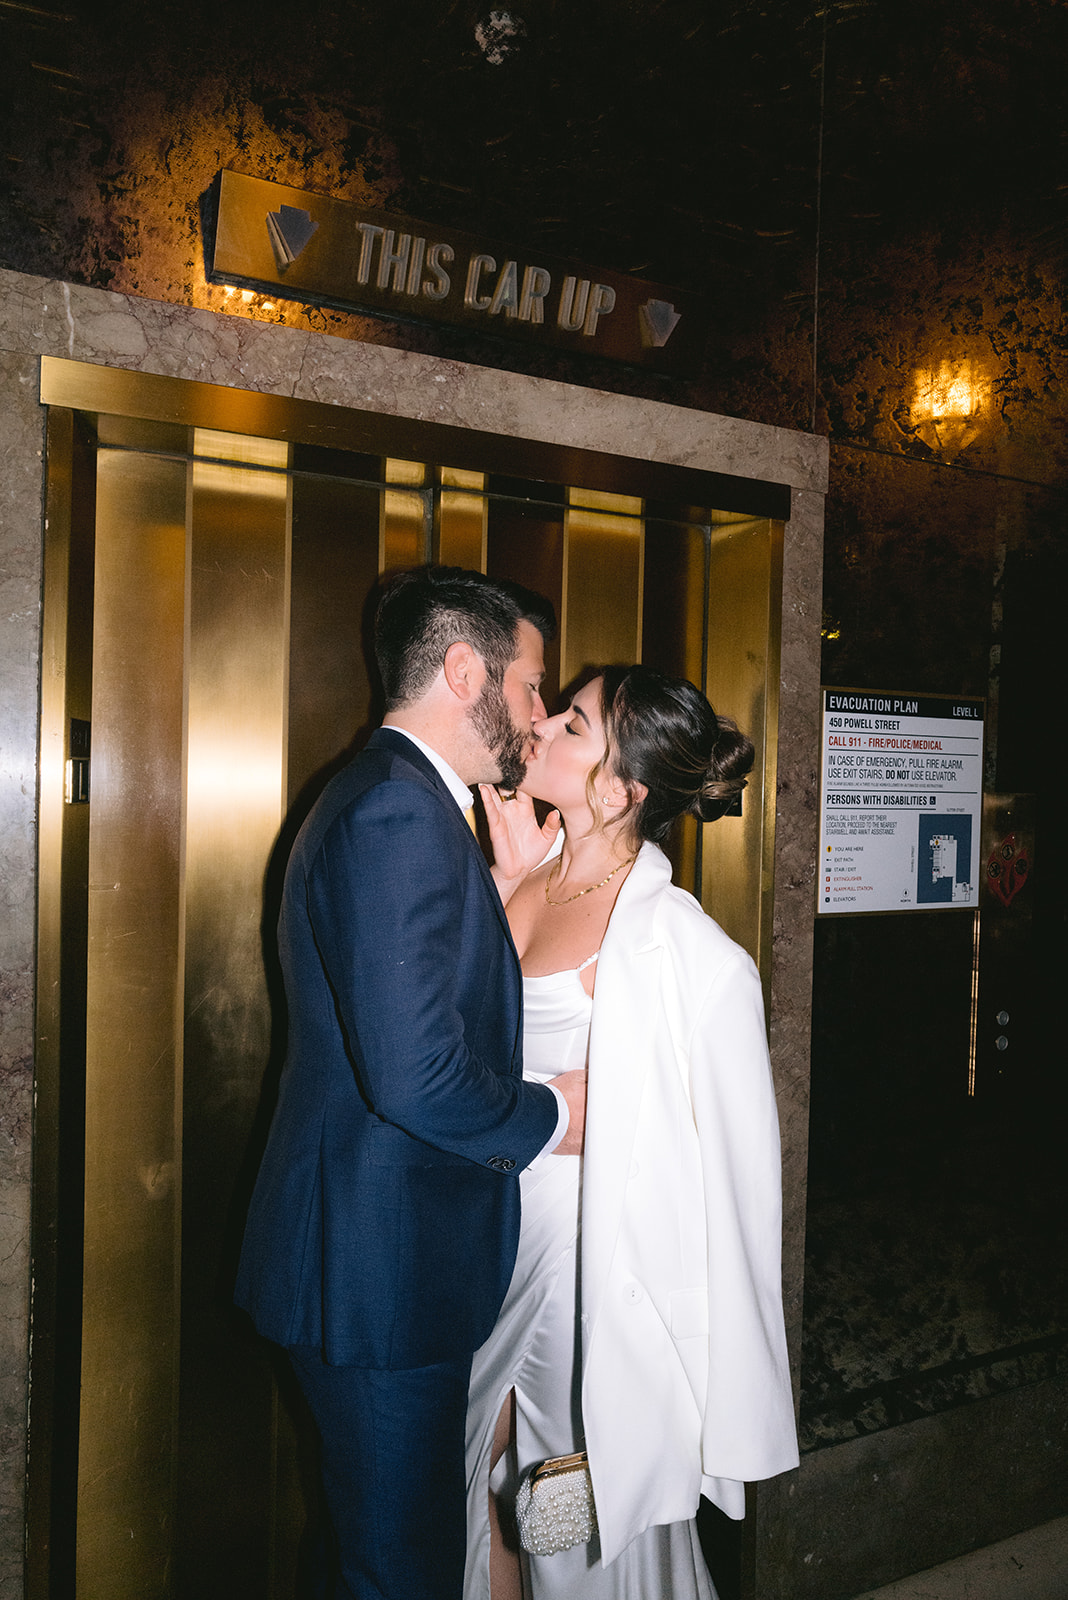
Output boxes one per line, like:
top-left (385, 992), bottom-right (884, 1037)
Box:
top-left (1, 0), bottom-right (1065, 461)
top-left (3, 0), bottom-right (1064, 276)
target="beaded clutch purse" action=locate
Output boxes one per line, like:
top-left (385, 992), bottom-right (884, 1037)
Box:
top-left (515, 1450), bottom-right (598, 1556)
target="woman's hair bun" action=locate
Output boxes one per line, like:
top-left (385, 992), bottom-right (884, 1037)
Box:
top-left (596, 665), bottom-right (755, 844)
top-left (690, 717), bottom-right (754, 824)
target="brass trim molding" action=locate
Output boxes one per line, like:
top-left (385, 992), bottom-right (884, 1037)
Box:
top-left (39, 356), bottom-right (792, 519)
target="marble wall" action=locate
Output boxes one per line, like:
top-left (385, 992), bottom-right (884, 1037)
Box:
top-left (0, 265), bottom-right (826, 1597)
top-left (0, 348), bottom-right (46, 1600)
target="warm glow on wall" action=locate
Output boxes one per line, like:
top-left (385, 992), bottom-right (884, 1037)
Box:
top-left (911, 358), bottom-right (988, 459)
top-left (915, 361), bottom-right (982, 421)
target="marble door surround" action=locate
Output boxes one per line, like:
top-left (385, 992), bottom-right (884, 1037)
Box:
top-left (0, 265), bottom-right (826, 1597)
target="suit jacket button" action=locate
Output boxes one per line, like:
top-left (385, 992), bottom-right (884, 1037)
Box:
top-left (487, 1155), bottom-right (516, 1172)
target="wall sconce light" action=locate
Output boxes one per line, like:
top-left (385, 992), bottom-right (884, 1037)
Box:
top-left (911, 359), bottom-right (988, 460)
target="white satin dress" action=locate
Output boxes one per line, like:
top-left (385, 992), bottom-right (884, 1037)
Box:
top-left (464, 956), bottom-right (717, 1600)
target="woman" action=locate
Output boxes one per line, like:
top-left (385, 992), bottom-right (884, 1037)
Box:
top-left (464, 665), bottom-right (799, 1600)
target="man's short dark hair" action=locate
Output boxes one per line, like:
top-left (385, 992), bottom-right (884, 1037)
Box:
top-left (374, 566), bottom-right (556, 709)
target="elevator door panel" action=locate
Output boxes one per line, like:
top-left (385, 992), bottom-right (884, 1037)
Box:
top-left (287, 471), bottom-right (381, 804)
top-left (80, 448), bottom-right (187, 1599)
top-left (485, 487), bottom-right (565, 709)
top-left (36, 389), bottom-right (781, 1599)
top-left (178, 439), bottom-right (291, 1596)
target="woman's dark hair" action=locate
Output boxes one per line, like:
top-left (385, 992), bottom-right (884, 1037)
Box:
top-left (594, 664), bottom-right (755, 845)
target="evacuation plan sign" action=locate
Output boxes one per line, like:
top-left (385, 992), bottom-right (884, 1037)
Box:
top-left (818, 689), bottom-right (985, 915)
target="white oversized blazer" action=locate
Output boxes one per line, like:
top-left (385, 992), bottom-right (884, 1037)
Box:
top-left (579, 842), bottom-right (799, 1564)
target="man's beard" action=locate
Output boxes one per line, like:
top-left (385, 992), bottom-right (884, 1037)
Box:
top-left (469, 675), bottom-right (529, 791)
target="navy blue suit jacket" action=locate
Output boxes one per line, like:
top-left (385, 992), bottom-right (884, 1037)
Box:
top-left (235, 728), bottom-right (559, 1369)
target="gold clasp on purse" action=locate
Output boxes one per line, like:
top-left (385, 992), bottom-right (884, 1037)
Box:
top-left (529, 1450), bottom-right (589, 1485)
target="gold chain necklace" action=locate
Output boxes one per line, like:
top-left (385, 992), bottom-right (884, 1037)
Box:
top-left (544, 856), bottom-right (635, 907)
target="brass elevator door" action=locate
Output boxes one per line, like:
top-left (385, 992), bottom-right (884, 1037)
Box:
top-left (33, 370), bottom-right (782, 1600)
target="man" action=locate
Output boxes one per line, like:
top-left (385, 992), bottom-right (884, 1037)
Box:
top-left (236, 566), bottom-right (586, 1600)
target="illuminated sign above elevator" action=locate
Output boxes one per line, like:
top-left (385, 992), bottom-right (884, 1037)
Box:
top-left (209, 171), bottom-right (703, 373)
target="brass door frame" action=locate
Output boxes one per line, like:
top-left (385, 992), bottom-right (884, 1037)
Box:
top-left (33, 356), bottom-right (787, 1598)
top-left (39, 357), bottom-right (789, 519)
top-left (32, 406), bottom-right (96, 1600)
top-left (38, 355), bottom-right (787, 967)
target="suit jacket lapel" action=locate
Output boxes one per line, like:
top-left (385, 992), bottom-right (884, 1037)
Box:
top-left (366, 727), bottom-right (520, 967)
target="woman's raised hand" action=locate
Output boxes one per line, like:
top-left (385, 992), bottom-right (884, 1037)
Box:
top-left (479, 785), bottom-right (561, 902)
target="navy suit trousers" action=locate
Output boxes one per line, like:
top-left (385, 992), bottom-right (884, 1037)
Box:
top-left (289, 1347), bottom-right (472, 1600)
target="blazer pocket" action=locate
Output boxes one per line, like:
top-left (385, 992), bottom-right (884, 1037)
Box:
top-left (365, 1121), bottom-right (472, 1168)
top-left (669, 1288), bottom-right (709, 1340)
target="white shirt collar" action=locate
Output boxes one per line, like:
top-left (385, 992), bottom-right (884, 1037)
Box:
top-left (386, 727), bottom-right (474, 811)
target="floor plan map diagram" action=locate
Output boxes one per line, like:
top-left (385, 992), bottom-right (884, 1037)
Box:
top-left (919, 816), bottom-right (973, 904)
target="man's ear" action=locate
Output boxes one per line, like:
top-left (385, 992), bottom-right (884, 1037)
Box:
top-left (442, 640), bottom-right (485, 704)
